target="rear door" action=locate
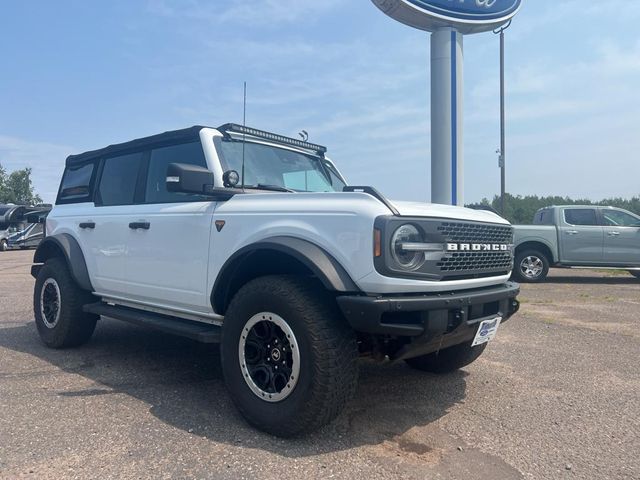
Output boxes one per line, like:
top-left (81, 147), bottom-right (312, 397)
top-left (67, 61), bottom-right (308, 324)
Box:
top-left (601, 209), bottom-right (640, 265)
top-left (121, 141), bottom-right (215, 313)
top-left (86, 152), bottom-right (145, 296)
top-left (558, 208), bottom-right (604, 263)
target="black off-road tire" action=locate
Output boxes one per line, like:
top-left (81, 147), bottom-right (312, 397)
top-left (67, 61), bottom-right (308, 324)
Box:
top-left (512, 249), bottom-right (550, 283)
top-left (33, 257), bottom-right (98, 348)
top-left (405, 342), bottom-right (487, 374)
top-left (629, 271), bottom-right (640, 279)
top-left (0, 239), bottom-right (7, 251)
top-left (221, 275), bottom-right (358, 437)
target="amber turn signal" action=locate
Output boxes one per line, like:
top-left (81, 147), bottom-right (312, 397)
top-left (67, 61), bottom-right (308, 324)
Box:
top-left (374, 229), bottom-right (382, 257)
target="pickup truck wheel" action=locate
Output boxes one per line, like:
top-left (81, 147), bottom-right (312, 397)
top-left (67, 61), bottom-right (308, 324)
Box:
top-left (221, 275), bottom-right (358, 437)
top-left (629, 271), bottom-right (640, 279)
top-left (513, 249), bottom-right (549, 283)
top-left (33, 258), bottom-right (98, 348)
top-left (405, 342), bottom-right (487, 374)
top-left (0, 239), bottom-right (7, 251)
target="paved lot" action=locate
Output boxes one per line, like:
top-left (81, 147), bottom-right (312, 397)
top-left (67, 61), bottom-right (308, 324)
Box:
top-left (0, 249), bottom-right (638, 479)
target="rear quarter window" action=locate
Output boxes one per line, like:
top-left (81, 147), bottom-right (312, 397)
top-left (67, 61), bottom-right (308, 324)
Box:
top-left (57, 162), bottom-right (97, 204)
top-left (533, 209), bottom-right (554, 225)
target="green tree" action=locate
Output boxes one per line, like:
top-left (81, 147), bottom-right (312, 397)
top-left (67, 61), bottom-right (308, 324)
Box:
top-left (469, 193), bottom-right (640, 224)
top-left (0, 163), bottom-right (43, 205)
top-left (0, 163), bottom-right (7, 201)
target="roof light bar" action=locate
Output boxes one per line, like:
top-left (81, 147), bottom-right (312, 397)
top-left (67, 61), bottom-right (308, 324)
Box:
top-left (218, 123), bottom-right (327, 155)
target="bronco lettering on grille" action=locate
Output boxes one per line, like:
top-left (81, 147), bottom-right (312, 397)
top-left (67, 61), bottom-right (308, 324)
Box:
top-left (446, 243), bottom-right (512, 252)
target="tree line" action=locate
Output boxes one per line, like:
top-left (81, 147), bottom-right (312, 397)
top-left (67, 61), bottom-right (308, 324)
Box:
top-left (468, 193), bottom-right (640, 224)
top-left (0, 163), bottom-right (43, 206)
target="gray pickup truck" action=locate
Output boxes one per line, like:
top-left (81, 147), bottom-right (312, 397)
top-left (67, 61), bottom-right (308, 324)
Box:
top-left (512, 205), bottom-right (640, 282)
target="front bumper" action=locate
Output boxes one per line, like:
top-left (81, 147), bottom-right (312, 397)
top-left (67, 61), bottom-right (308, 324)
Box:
top-left (337, 282), bottom-right (520, 360)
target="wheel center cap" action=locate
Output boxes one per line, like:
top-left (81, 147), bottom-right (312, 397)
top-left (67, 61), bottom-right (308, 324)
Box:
top-left (270, 348), bottom-right (281, 362)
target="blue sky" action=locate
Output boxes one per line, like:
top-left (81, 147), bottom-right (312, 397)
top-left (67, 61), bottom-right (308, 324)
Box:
top-left (1, 0), bottom-right (639, 204)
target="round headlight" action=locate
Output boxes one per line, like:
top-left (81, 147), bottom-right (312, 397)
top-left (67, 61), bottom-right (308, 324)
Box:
top-left (391, 224), bottom-right (426, 271)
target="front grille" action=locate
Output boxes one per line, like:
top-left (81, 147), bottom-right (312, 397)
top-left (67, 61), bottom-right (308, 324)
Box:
top-left (438, 251), bottom-right (513, 272)
top-left (436, 221), bottom-right (514, 279)
top-left (437, 222), bottom-right (513, 244)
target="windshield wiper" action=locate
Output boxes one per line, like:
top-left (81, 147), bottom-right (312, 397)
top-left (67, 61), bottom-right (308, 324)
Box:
top-left (246, 184), bottom-right (295, 193)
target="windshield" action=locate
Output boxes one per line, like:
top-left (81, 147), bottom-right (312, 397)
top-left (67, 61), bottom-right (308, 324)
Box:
top-left (216, 139), bottom-right (346, 193)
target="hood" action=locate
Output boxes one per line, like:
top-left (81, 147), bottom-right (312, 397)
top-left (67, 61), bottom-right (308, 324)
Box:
top-left (389, 200), bottom-right (510, 225)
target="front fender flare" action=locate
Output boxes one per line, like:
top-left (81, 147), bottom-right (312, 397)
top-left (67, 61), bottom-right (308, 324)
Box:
top-left (211, 236), bottom-right (360, 314)
top-left (32, 234), bottom-right (93, 291)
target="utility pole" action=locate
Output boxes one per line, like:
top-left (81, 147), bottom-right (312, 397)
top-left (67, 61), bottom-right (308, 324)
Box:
top-left (495, 21), bottom-right (511, 217)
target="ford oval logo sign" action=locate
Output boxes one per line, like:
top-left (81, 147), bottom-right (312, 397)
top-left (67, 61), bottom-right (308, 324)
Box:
top-left (408, 0), bottom-right (521, 22)
top-left (372, 0), bottom-right (522, 34)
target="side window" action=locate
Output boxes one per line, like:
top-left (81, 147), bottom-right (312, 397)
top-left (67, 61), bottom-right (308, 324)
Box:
top-left (540, 210), bottom-right (553, 225)
top-left (283, 170), bottom-right (333, 192)
top-left (145, 142), bottom-right (207, 203)
top-left (564, 209), bottom-right (598, 226)
top-left (57, 162), bottom-right (96, 203)
top-left (97, 152), bottom-right (144, 206)
top-left (602, 210), bottom-right (640, 227)
top-left (31, 224), bottom-right (44, 236)
top-left (533, 210), bottom-right (545, 225)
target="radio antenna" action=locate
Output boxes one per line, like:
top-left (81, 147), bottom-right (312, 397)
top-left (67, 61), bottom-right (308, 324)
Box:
top-left (241, 81), bottom-right (247, 191)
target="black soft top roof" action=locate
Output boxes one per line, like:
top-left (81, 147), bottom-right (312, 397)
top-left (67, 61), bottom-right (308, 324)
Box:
top-left (66, 126), bottom-right (206, 166)
top-left (66, 124), bottom-right (328, 167)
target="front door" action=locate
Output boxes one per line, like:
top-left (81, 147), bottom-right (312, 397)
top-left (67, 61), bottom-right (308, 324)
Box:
top-left (122, 141), bottom-right (215, 313)
top-left (601, 209), bottom-right (640, 265)
top-left (558, 208), bottom-right (604, 264)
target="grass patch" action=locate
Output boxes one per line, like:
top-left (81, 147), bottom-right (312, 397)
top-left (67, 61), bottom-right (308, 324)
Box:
top-left (601, 269), bottom-right (632, 276)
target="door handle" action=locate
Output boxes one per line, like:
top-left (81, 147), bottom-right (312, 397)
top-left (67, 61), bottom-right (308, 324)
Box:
top-left (129, 221), bottom-right (150, 230)
top-left (566, 230), bottom-right (579, 235)
top-left (607, 231), bottom-right (620, 236)
top-left (79, 222), bottom-right (95, 229)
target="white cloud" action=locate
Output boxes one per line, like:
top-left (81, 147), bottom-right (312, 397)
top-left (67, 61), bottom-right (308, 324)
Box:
top-left (147, 0), bottom-right (342, 26)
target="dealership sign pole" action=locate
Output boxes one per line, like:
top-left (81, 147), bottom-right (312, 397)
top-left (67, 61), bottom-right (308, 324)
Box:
top-left (371, 0), bottom-right (522, 206)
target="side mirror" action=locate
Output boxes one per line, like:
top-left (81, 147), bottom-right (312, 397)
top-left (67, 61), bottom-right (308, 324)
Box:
top-left (166, 163), bottom-right (215, 195)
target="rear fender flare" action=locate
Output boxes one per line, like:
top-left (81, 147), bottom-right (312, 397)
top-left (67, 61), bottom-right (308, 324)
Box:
top-left (32, 234), bottom-right (93, 291)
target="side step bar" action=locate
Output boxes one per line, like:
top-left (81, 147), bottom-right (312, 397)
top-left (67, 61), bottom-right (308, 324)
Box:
top-left (83, 302), bottom-right (221, 344)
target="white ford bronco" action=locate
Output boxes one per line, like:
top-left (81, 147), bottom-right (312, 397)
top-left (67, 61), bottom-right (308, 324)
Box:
top-left (32, 124), bottom-right (520, 436)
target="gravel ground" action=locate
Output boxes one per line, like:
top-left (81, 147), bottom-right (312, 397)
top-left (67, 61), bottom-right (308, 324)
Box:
top-left (0, 249), bottom-right (638, 479)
